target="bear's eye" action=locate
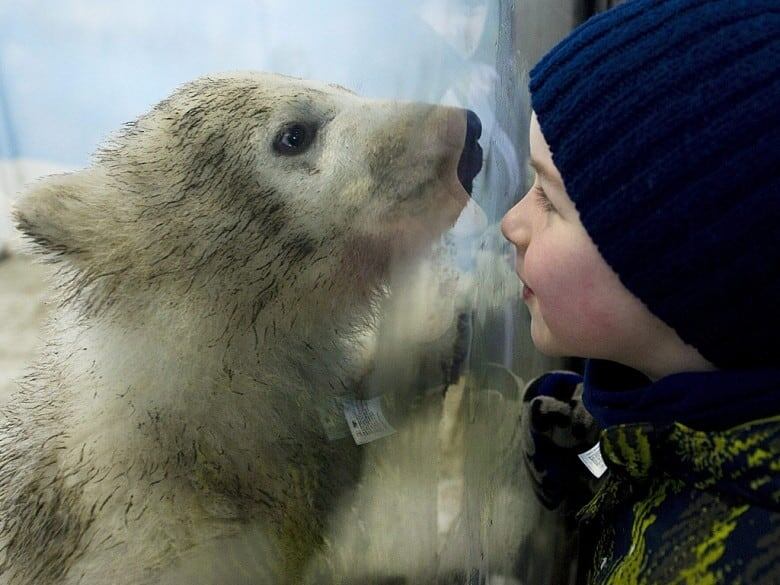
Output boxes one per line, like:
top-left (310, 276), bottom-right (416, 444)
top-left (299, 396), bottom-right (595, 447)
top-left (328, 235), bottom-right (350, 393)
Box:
top-left (273, 123), bottom-right (316, 156)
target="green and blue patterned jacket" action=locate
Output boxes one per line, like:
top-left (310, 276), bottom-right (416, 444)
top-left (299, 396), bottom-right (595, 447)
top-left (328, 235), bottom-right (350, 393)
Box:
top-left (522, 362), bottom-right (780, 584)
top-left (579, 415), bottom-right (780, 584)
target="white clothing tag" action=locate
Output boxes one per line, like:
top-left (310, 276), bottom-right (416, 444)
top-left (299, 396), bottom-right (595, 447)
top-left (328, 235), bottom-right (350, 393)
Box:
top-left (342, 397), bottom-right (396, 445)
top-left (578, 442), bottom-right (608, 478)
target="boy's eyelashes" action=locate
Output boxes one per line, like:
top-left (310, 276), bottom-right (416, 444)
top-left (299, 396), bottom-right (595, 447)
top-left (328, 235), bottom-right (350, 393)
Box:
top-left (533, 184), bottom-right (556, 213)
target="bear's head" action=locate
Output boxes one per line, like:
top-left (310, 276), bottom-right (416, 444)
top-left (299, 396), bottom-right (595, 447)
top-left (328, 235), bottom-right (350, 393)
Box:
top-left (13, 72), bottom-right (482, 323)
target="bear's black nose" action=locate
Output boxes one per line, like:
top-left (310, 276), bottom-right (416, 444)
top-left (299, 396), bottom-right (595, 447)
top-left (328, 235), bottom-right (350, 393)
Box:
top-left (466, 109), bottom-right (482, 143)
top-left (457, 109), bottom-right (483, 196)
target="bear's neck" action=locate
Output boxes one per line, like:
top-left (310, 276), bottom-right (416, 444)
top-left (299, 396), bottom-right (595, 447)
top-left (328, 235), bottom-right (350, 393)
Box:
top-left (48, 291), bottom-right (368, 489)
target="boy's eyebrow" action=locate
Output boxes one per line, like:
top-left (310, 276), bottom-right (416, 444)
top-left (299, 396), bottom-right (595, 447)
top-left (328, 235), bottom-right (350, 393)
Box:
top-left (529, 157), bottom-right (562, 186)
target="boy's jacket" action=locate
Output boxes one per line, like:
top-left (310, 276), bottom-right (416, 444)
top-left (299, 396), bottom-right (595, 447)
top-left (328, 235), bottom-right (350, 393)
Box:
top-left (580, 416), bottom-right (780, 584)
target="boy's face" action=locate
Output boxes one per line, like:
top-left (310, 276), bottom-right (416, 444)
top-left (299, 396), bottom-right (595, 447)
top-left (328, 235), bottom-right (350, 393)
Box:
top-left (501, 112), bottom-right (695, 375)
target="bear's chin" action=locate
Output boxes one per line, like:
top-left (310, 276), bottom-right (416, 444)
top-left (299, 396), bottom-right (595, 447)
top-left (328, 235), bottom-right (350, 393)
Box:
top-left (341, 212), bottom-right (459, 285)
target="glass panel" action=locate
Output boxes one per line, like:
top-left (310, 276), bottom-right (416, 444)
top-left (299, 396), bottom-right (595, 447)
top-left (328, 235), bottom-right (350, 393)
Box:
top-left (0, 1), bottom-right (585, 583)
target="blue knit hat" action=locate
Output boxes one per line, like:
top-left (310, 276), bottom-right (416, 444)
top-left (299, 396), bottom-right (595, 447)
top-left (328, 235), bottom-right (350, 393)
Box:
top-left (529, 0), bottom-right (780, 369)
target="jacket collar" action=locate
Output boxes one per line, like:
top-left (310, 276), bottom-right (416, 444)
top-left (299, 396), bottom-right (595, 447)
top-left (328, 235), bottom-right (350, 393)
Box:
top-left (582, 359), bottom-right (780, 431)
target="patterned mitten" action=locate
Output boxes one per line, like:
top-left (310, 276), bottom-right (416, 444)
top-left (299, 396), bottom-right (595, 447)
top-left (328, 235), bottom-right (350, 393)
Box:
top-left (520, 371), bottom-right (603, 513)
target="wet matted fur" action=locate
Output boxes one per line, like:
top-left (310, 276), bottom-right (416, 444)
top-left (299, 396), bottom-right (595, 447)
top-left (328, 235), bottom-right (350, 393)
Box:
top-left (1, 72), bottom-right (475, 584)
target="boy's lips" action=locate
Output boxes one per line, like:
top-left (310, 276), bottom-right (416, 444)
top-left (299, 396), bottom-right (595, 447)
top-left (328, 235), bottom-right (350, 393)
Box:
top-left (522, 281), bottom-right (535, 300)
top-left (516, 269), bottom-right (535, 299)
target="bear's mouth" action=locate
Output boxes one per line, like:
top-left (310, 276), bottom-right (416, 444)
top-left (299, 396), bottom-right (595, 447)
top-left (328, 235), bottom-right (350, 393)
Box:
top-left (456, 109), bottom-right (483, 196)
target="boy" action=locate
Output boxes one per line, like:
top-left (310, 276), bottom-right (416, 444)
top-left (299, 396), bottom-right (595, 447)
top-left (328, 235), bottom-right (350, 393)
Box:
top-left (501, 1), bottom-right (779, 583)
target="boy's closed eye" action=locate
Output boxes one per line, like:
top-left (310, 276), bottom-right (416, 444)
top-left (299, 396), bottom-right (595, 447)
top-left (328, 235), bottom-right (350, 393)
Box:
top-left (527, 157), bottom-right (562, 215)
top-left (533, 183), bottom-right (556, 213)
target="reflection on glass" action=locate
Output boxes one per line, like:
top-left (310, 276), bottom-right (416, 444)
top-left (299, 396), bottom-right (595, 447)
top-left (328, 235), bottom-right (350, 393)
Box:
top-left (0, 1), bottom-right (579, 584)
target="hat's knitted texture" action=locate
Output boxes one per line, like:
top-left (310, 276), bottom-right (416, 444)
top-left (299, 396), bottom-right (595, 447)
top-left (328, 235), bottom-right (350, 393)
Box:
top-left (529, 0), bottom-right (780, 369)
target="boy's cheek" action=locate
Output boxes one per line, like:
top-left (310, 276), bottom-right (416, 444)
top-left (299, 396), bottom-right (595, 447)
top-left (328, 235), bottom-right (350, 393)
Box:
top-left (526, 241), bottom-right (623, 345)
top-left (525, 238), bottom-right (593, 305)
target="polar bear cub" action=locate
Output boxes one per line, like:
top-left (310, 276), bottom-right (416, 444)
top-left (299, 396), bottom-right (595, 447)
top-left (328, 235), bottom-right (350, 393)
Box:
top-left (1, 71), bottom-right (482, 584)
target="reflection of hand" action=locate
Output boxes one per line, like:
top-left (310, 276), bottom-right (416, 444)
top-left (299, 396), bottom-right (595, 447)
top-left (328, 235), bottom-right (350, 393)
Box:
top-left (520, 371), bottom-right (602, 514)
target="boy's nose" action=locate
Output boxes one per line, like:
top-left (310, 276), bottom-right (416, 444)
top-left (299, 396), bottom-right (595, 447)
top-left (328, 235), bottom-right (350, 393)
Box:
top-left (500, 198), bottom-right (530, 251)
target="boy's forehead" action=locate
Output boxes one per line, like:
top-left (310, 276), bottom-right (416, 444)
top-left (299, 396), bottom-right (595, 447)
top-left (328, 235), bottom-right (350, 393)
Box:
top-left (529, 113), bottom-right (563, 185)
top-left (528, 111), bottom-right (580, 217)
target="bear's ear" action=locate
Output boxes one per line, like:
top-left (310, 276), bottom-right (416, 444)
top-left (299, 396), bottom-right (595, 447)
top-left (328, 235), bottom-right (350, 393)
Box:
top-left (12, 170), bottom-right (102, 263)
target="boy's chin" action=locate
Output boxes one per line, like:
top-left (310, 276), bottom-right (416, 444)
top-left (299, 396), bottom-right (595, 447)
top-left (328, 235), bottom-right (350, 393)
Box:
top-left (529, 319), bottom-right (568, 359)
